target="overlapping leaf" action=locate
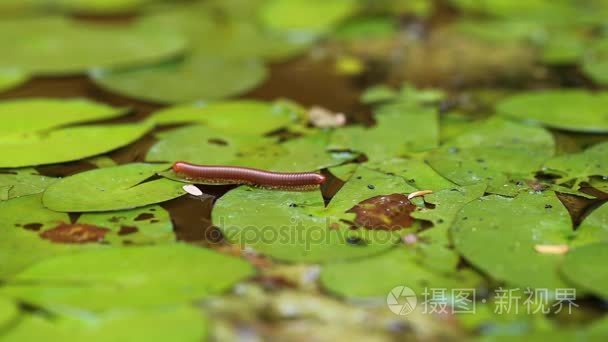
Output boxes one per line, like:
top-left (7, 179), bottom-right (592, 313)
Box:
top-left (543, 141), bottom-right (608, 186)
top-left (561, 243), bottom-right (608, 299)
top-left (0, 168), bottom-right (57, 201)
top-left (0, 69), bottom-right (27, 93)
top-left (43, 163), bottom-right (184, 212)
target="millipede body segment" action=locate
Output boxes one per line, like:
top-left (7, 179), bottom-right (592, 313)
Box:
top-left (172, 161), bottom-right (326, 189)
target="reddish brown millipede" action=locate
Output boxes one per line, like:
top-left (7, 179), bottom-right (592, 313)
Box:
top-left (172, 161), bottom-right (326, 190)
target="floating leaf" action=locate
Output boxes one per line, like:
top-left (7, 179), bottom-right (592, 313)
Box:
top-left (0, 97), bottom-right (128, 135)
top-left (543, 141), bottom-right (608, 186)
top-left (329, 104), bottom-right (438, 162)
top-left (0, 296), bottom-right (18, 329)
top-left (43, 163), bottom-right (184, 212)
top-left (0, 194), bottom-right (175, 278)
top-left (426, 117), bottom-right (554, 196)
top-left (452, 191), bottom-right (571, 289)
top-left (213, 167), bottom-right (417, 263)
top-left (497, 90), bottom-right (608, 133)
top-left (260, 0), bottom-right (357, 35)
top-left (364, 158), bottom-right (455, 191)
top-left (0, 18), bottom-right (186, 75)
top-left (91, 56), bottom-right (267, 104)
top-left (0, 123), bottom-right (151, 168)
top-left (1, 244), bottom-right (254, 312)
top-left (561, 243), bottom-right (608, 299)
top-left (411, 184), bottom-right (487, 273)
top-left (1, 306), bottom-right (207, 341)
top-left (321, 246), bottom-right (481, 299)
top-left (146, 100), bottom-right (303, 135)
top-left (0, 68), bottom-right (27, 93)
top-left (0, 168), bottom-right (57, 201)
top-left (54, 0), bottom-right (154, 14)
top-left (583, 39), bottom-right (608, 86)
top-left (572, 202), bottom-right (608, 247)
top-left (149, 127), bottom-right (351, 176)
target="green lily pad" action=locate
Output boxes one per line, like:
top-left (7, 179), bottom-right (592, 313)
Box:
top-left (1, 244), bottom-right (254, 312)
top-left (0, 296), bottom-right (18, 330)
top-left (149, 126), bottom-right (351, 175)
top-left (0, 18), bottom-right (186, 76)
top-left (91, 56), bottom-right (267, 104)
top-left (411, 184), bottom-right (487, 273)
top-left (583, 39), bottom-right (608, 86)
top-left (426, 117), bottom-right (554, 196)
top-left (329, 104), bottom-right (438, 162)
top-left (43, 163), bottom-right (185, 212)
top-left (542, 141), bottom-right (608, 186)
top-left (452, 191), bottom-right (571, 289)
top-left (321, 246), bottom-right (481, 299)
top-left (213, 166), bottom-right (416, 263)
top-left (333, 16), bottom-right (398, 40)
top-left (497, 90), bottom-right (608, 133)
top-left (2, 306), bottom-right (206, 341)
top-left (364, 158), bottom-right (455, 191)
top-left (0, 97), bottom-right (128, 135)
top-left (561, 243), bottom-right (608, 299)
top-left (572, 202), bottom-right (608, 247)
top-left (79, 205), bottom-right (175, 245)
top-left (55, 0), bottom-right (154, 14)
top-left (0, 123), bottom-right (151, 168)
top-left (0, 168), bottom-right (57, 201)
top-left (0, 68), bottom-right (27, 93)
top-left (260, 0), bottom-right (357, 35)
top-left (0, 194), bottom-right (176, 278)
top-left (146, 100), bottom-right (304, 135)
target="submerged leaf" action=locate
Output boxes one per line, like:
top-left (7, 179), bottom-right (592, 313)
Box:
top-left (1, 244), bottom-right (254, 311)
top-left (43, 163), bottom-right (185, 212)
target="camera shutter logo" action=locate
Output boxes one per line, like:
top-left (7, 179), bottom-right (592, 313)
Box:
top-left (387, 286), bottom-right (417, 315)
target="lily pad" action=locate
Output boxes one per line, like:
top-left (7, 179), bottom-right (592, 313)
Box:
top-left (0, 296), bottom-right (18, 330)
top-left (149, 127), bottom-right (352, 175)
top-left (0, 123), bottom-right (151, 168)
top-left (426, 117), bottom-right (554, 196)
top-left (0, 194), bottom-right (176, 278)
top-left (542, 141), bottom-right (608, 186)
top-left (561, 243), bottom-right (608, 299)
top-left (91, 56), bottom-right (267, 104)
top-left (572, 202), bottom-right (608, 247)
top-left (0, 18), bottom-right (187, 75)
top-left (0, 168), bottom-right (57, 201)
top-left (497, 90), bottom-right (608, 133)
top-left (329, 104), bottom-right (439, 162)
top-left (260, 0), bottom-right (357, 35)
top-left (583, 39), bottom-right (608, 86)
top-left (321, 246), bottom-right (481, 299)
top-left (213, 166), bottom-right (416, 263)
top-left (0, 68), bottom-right (27, 93)
top-left (146, 100), bottom-right (304, 135)
top-left (364, 158), bottom-right (455, 191)
top-left (1, 306), bottom-right (207, 341)
top-left (1, 244), bottom-right (254, 311)
top-left (0, 97), bottom-right (128, 135)
top-left (43, 163), bottom-right (185, 212)
top-left (54, 0), bottom-right (154, 14)
top-left (452, 191), bottom-right (572, 289)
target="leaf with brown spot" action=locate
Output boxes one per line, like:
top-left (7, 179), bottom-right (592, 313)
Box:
top-left (40, 223), bottom-right (110, 244)
top-left (347, 194), bottom-right (416, 230)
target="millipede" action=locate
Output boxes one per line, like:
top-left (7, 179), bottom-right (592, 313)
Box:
top-left (172, 161), bottom-right (326, 190)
